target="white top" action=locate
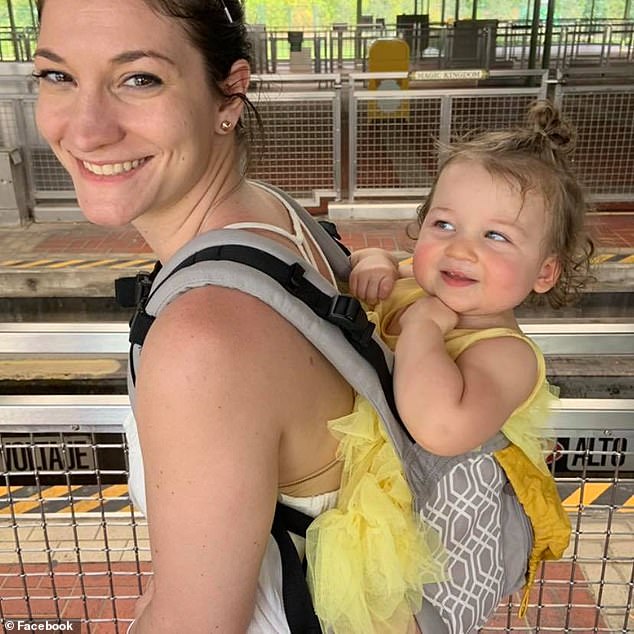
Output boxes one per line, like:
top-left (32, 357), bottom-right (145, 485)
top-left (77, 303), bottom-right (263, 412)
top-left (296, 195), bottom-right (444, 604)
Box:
top-left (224, 181), bottom-right (336, 286)
top-left (124, 411), bottom-right (337, 633)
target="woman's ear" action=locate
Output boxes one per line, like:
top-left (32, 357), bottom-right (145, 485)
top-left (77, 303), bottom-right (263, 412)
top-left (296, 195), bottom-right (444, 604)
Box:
top-left (533, 255), bottom-right (561, 294)
top-left (217, 59), bottom-right (251, 125)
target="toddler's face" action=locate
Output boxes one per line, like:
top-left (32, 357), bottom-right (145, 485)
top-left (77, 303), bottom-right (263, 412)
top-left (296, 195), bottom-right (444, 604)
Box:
top-left (412, 159), bottom-right (560, 326)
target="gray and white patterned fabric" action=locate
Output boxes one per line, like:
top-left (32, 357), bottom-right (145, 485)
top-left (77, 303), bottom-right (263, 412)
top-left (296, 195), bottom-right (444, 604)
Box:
top-left (415, 455), bottom-right (532, 633)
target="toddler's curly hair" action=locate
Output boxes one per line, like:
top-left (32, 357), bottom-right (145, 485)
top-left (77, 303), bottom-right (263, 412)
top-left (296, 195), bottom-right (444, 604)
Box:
top-left (416, 100), bottom-right (594, 308)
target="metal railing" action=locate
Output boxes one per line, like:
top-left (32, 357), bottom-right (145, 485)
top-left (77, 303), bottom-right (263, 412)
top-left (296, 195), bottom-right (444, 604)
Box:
top-left (347, 69), bottom-right (549, 200)
top-left (3, 19), bottom-right (634, 71)
top-left (0, 66), bottom-right (633, 216)
top-left (1, 320), bottom-right (633, 356)
top-left (0, 405), bottom-right (632, 632)
top-left (554, 68), bottom-right (634, 202)
top-left (0, 73), bottom-right (343, 214)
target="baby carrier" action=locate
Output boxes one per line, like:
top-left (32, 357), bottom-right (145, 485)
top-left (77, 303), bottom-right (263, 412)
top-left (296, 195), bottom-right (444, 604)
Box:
top-left (116, 182), bottom-right (563, 634)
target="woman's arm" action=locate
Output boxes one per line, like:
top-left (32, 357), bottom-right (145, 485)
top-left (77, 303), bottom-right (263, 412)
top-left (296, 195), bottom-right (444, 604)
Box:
top-left (394, 297), bottom-right (539, 456)
top-left (129, 286), bottom-right (286, 633)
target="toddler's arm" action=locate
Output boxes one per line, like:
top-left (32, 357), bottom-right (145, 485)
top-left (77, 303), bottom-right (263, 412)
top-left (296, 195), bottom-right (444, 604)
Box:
top-left (395, 297), bottom-right (539, 456)
top-left (349, 248), bottom-right (400, 305)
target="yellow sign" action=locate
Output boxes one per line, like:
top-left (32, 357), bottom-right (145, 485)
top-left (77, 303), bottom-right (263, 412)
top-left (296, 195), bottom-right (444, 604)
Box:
top-left (368, 39), bottom-right (410, 121)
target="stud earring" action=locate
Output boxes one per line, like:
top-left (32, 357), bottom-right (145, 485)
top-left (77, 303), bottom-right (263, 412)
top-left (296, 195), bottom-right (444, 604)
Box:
top-left (220, 120), bottom-right (233, 131)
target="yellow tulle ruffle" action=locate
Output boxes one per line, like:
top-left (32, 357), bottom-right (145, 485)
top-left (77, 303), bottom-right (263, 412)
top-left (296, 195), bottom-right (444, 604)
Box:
top-left (305, 395), bottom-right (445, 633)
top-left (502, 382), bottom-right (560, 476)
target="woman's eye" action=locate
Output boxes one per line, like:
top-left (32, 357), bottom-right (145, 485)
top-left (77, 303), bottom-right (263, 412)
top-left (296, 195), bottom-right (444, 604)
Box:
top-left (485, 230), bottom-right (509, 242)
top-left (122, 74), bottom-right (162, 88)
top-left (434, 220), bottom-right (454, 231)
top-left (33, 70), bottom-right (73, 85)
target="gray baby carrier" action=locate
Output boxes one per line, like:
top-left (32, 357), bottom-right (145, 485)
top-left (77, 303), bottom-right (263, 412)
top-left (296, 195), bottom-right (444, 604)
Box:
top-left (116, 182), bottom-right (532, 634)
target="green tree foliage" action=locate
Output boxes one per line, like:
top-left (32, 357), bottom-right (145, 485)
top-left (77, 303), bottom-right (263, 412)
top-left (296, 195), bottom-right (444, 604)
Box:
top-left (0, 0), bottom-right (36, 29)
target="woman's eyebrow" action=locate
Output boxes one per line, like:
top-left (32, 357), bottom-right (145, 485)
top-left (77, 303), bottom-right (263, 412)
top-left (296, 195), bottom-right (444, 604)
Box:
top-left (111, 49), bottom-right (176, 67)
top-left (33, 48), bottom-right (176, 67)
top-left (33, 47), bottom-right (63, 62)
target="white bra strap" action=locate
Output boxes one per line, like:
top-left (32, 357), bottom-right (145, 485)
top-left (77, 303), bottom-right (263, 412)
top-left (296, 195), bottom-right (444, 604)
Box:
top-left (224, 219), bottom-right (336, 286)
top-left (224, 221), bottom-right (302, 245)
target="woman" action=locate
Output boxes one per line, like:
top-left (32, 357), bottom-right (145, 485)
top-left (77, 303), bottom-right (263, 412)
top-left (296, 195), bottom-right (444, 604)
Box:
top-left (33, 1), bottom-right (425, 632)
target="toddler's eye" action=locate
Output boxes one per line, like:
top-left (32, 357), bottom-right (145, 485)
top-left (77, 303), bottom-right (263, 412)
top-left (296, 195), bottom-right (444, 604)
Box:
top-left (434, 220), bottom-right (454, 231)
top-left (122, 74), bottom-right (162, 88)
top-left (485, 230), bottom-right (509, 242)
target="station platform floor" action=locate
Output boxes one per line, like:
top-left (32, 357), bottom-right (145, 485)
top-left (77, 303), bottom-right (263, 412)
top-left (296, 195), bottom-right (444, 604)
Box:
top-left (0, 210), bottom-right (632, 297)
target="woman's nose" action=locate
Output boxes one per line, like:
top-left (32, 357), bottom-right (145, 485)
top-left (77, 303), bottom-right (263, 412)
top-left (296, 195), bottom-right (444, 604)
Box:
top-left (64, 89), bottom-right (125, 153)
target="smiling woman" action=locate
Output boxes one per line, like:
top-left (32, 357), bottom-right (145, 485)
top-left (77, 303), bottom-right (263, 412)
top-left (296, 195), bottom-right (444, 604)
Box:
top-left (31, 1), bottom-right (367, 633)
top-left (33, 0), bottom-right (253, 235)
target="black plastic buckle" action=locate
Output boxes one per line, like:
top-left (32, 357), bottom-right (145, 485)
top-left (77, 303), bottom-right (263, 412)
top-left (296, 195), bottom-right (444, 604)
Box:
top-left (132, 271), bottom-right (154, 306)
top-left (285, 262), bottom-right (306, 291)
top-left (328, 295), bottom-right (375, 345)
top-left (127, 272), bottom-right (157, 346)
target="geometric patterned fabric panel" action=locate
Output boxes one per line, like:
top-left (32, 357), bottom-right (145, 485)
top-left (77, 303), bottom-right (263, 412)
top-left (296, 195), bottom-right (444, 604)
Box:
top-left (419, 455), bottom-right (507, 633)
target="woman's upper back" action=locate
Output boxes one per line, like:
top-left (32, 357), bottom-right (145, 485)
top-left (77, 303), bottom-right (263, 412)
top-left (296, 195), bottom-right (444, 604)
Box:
top-left (137, 180), bottom-right (353, 494)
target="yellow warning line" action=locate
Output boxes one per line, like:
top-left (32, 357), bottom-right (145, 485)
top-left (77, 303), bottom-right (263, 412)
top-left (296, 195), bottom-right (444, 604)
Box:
top-left (46, 259), bottom-right (87, 269)
top-left (562, 482), bottom-right (612, 509)
top-left (58, 484), bottom-right (129, 514)
top-left (1, 483), bottom-right (631, 515)
top-left (0, 485), bottom-right (23, 496)
top-left (591, 254), bottom-right (614, 264)
top-left (6, 254), bottom-right (632, 269)
top-left (619, 494), bottom-right (634, 513)
top-left (0, 485), bottom-right (79, 515)
top-left (14, 259), bottom-right (57, 269)
top-left (73, 258), bottom-right (120, 269)
top-left (109, 259), bottom-right (155, 269)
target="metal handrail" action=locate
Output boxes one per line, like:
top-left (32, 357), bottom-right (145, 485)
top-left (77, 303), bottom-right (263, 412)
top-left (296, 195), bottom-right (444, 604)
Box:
top-left (0, 394), bottom-right (631, 436)
top-left (0, 321), bottom-right (633, 356)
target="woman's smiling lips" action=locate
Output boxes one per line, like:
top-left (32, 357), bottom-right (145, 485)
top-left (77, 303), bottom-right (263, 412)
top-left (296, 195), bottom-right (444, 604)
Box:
top-left (78, 157), bottom-right (150, 178)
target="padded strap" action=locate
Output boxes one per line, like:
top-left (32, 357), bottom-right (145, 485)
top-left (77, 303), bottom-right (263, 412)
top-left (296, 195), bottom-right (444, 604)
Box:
top-left (271, 503), bottom-right (322, 633)
top-left (124, 243), bottom-right (408, 440)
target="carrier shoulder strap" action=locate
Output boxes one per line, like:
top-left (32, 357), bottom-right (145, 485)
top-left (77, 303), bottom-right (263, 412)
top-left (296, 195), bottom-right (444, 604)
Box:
top-left (116, 222), bottom-right (411, 634)
top-left (122, 227), bottom-right (413, 455)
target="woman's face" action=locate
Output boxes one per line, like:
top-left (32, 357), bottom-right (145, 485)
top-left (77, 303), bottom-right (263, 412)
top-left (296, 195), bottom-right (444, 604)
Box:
top-left (35, 0), bottom-right (224, 227)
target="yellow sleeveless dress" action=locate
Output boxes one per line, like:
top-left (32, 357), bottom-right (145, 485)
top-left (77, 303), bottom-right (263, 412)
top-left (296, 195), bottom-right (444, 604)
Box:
top-left (305, 278), bottom-right (569, 631)
top-left (305, 394), bottom-right (446, 633)
top-left (366, 277), bottom-right (570, 614)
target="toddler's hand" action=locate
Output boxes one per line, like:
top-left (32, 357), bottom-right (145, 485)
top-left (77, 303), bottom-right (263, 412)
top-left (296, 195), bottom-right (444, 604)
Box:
top-left (349, 250), bottom-right (399, 305)
top-left (400, 295), bottom-right (458, 335)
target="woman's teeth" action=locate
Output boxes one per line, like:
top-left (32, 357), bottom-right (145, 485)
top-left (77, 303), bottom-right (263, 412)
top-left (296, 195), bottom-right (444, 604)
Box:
top-left (82, 158), bottom-right (146, 175)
